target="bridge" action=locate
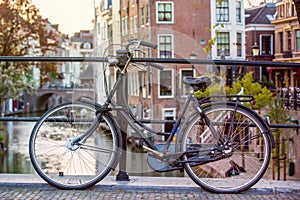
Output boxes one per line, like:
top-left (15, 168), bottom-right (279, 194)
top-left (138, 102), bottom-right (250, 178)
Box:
top-left (24, 87), bottom-right (95, 112)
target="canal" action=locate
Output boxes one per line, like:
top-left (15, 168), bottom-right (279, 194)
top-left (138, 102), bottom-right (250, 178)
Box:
top-left (0, 120), bottom-right (182, 177)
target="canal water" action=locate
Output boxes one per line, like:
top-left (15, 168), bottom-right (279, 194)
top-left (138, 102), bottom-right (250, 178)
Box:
top-left (0, 120), bottom-right (182, 177)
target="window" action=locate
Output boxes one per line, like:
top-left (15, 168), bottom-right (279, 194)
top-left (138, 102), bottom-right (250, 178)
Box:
top-left (97, 23), bottom-right (101, 36)
top-left (156, 2), bottom-right (174, 23)
top-left (134, 16), bottom-right (138, 33)
top-left (158, 35), bottom-right (173, 58)
top-left (287, 31), bottom-right (292, 51)
top-left (236, 1), bottom-right (241, 22)
top-left (236, 32), bottom-right (242, 57)
top-left (101, 22), bottom-right (107, 40)
top-left (128, 70), bottom-right (139, 96)
top-left (141, 7), bottom-right (145, 26)
top-left (278, 4), bottom-right (284, 18)
top-left (296, 30), bottom-right (300, 52)
top-left (180, 69), bottom-right (194, 96)
top-left (146, 5), bottom-right (149, 24)
top-left (216, 0), bottom-right (229, 22)
top-left (159, 69), bottom-right (173, 97)
top-left (286, 3), bottom-right (291, 17)
top-left (260, 35), bottom-right (273, 55)
top-left (217, 32), bottom-right (230, 56)
top-left (121, 18), bottom-right (125, 36)
top-left (162, 108), bottom-right (176, 141)
top-left (279, 32), bottom-right (283, 53)
top-left (83, 42), bottom-right (91, 49)
top-left (130, 18), bottom-right (133, 34)
top-left (125, 16), bottom-right (128, 35)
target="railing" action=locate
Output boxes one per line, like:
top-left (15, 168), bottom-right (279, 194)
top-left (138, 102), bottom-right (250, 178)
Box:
top-left (1, 56), bottom-right (300, 180)
top-left (1, 56), bottom-right (300, 123)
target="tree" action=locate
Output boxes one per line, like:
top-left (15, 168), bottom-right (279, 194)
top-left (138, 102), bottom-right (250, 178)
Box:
top-left (226, 72), bottom-right (273, 109)
top-left (0, 0), bottom-right (59, 104)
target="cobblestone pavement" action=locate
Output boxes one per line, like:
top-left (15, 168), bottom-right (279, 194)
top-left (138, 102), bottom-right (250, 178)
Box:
top-left (0, 187), bottom-right (299, 200)
top-left (0, 175), bottom-right (299, 199)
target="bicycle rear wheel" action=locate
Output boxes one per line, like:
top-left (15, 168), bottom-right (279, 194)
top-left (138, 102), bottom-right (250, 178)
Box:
top-left (29, 102), bottom-right (120, 189)
top-left (180, 103), bottom-right (271, 193)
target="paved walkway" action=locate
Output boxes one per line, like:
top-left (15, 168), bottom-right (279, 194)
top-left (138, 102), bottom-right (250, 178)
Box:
top-left (0, 174), bottom-right (299, 199)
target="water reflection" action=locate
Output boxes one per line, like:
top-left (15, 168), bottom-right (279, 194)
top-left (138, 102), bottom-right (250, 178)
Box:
top-left (0, 121), bottom-right (35, 174)
top-left (0, 120), bottom-right (182, 177)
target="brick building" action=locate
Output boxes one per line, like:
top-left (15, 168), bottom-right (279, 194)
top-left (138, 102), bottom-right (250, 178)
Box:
top-left (272, 0), bottom-right (300, 89)
top-left (245, 3), bottom-right (276, 81)
top-left (94, 0), bottom-right (248, 141)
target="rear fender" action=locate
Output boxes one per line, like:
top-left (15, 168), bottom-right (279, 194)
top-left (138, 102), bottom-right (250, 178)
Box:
top-left (176, 102), bottom-right (275, 149)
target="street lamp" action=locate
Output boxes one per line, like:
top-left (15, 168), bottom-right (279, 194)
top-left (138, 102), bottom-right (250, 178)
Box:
top-left (190, 53), bottom-right (197, 59)
top-left (190, 53), bottom-right (197, 75)
top-left (252, 42), bottom-right (259, 57)
top-left (252, 42), bottom-right (260, 81)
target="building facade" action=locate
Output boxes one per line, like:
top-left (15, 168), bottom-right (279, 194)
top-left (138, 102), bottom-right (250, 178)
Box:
top-left (245, 3), bottom-right (276, 82)
top-left (272, 0), bottom-right (300, 89)
top-left (94, 0), bottom-right (247, 141)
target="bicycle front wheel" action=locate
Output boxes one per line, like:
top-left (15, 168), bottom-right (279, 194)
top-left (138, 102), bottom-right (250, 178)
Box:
top-left (180, 103), bottom-right (271, 193)
top-left (29, 102), bottom-right (120, 189)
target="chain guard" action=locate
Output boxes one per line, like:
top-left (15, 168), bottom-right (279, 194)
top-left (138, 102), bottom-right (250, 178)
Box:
top-left (146, 144), bottom-right (182, 172)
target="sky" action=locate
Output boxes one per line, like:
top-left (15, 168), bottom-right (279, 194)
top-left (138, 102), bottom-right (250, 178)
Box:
top-left (30, 0), bottom-right (272, 36)
top-left (31, 0), bottom-right (95, 36)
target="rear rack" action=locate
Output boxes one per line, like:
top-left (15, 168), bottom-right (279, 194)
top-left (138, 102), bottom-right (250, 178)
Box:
top-left (199, 95), bottom-right (255, 104)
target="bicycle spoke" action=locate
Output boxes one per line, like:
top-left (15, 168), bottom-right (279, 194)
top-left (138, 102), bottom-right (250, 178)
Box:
top-left (182, 103), bottom-right (271, 193)
top-left (29, 102), bottom-right (120, 189)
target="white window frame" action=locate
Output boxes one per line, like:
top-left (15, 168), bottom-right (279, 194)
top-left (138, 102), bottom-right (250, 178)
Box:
top-left (134, 16), bottom-right (138, 33)
top-left (128, 70), bottom-right (139, 97)
top-left (121, 18), bottom-right (125, 36)
top-left (236, 0), bottom-right (242, 23)
top-left (259, 34), bottom-right (273, 55)
top-left (141, 7), bottom-right (145, 27)
top-left (162, 108), bottom-right (176, 140)
top-left (296, 30), bottom-right (300, 52)
top-left (125, 16), bottom-right (128, 35)
top-left (156, 1), bottom-right (174, 24)
top-left (180, 68), bottom-right (194, 96)
top-left (157, 34), bottom-right (174, 58)
top-left (216, 0), bottom-right (229, 23)
top-left (130, 18), bottom-right (133, 34)
top-left (158, 69), bottom-right (174, 98)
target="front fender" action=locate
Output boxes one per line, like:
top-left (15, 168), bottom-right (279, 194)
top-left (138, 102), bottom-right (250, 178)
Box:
top-left (79, 98), bottom-right (123, 169)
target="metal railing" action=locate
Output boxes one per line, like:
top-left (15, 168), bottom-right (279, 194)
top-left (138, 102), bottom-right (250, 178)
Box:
top-left (1, 56), bottom-right (300, 126)
top-left (1, 56), bottom-right (300, 180)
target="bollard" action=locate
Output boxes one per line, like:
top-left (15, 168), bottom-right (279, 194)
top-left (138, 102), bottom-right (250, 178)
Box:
top-left (115, 53), bottom-right (130, 181)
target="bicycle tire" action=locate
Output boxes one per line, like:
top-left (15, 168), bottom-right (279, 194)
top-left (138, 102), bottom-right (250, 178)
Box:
top-left (29, 102), bottom-right (121, 189)
top-left (179, 102), bottom-right (271, 193)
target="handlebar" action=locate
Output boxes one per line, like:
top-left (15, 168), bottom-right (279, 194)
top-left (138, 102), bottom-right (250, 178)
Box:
top-left (128, 39), bottom-right (157, 50)
top-left (139, 41), bottom-right (157, 49)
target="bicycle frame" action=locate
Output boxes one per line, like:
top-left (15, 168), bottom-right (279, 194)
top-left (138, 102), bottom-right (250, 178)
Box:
top-left (105, 70), bottom-right (199, 155)
top-left (110, 74), bottom-right (241, 157)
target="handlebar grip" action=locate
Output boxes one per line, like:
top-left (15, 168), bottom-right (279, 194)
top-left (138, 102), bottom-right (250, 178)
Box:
top-left (147, 63), bottom-right (164, 70)
top-left (140, 41), bottom-right (157, 49)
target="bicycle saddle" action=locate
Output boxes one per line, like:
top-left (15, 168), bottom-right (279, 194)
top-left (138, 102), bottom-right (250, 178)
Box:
top-left (183, 76), bottom-right (211, 91)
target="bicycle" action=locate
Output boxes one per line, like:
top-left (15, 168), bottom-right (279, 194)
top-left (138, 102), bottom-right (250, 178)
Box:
top-left (29, 39), bottom-right (274, 193)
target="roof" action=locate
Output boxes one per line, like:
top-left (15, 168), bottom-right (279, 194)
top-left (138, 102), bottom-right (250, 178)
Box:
top-left (245, 3), bottom-right (276, 25)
